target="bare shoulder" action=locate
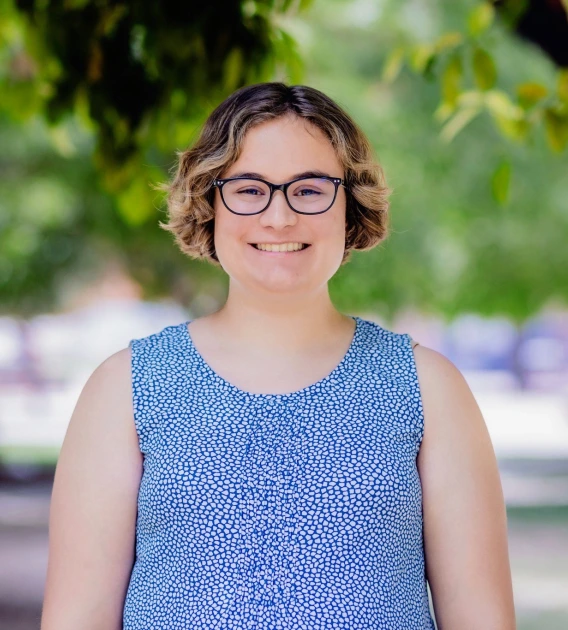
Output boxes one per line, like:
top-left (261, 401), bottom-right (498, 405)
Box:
top-left (84, 347), bottom-right (132, 404)
top-left (412, 343), bottom-right (468, 402)
top-left (410, 342), bottom-right (498, 497)
top-left (63, 345), bottom-right (138, 448)
top-left (58, 344), bottom-right (138, 463)
top-left (410, 343), bottom-right (485, 441)
top-left (409, 344), bottom-right (516, 628)
top-left (87, 345), bottom-right (133, 397)
top-left (42, 345), bottom-right (142, 629)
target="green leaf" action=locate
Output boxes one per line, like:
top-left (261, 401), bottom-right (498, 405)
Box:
top-left (483, 90), bottom-right (529, 141)
top-left (116, 176), bottom-right (157, 226)
top-left (434, 101), bottom-right (456, 123)
top-left (409, 43), bottom-right (435, 74)
top-left (457, 90), bottom-right (487, 109)
top-left (280, 0), bottom-right (297, 11)
top-left (516, 82), bottom-right (548, 109)
top-left (241, 0), bottom-right (256, 18)
top-left (440, 106), bottom-right (481, 143)
top-left (274, 29), bottom-right (304, 84)
top-left (281, 0), bottom-right (314, 10)
top-left (434, 31), bottom-right (463, 53)
top-left (441, 54), bottom-right (462, 107)
top-left (298, 0), bottom-right (314, 11)
top-left (468, 2), bottom-right (495, 37)
top-left (0, 79), bottom-right (44, 120)
top-left (435, 89), bottom-right (484, 123)
top-left (48, 125), bottom-right (76, 157)
top-left (544, 108), bottom-right (568, 152)
top-left (472, 47), bottom-right (497, 91)
top-left (494, 115), bottom-right (530, 142)
top-left (485, 90), bottom-right (524, 120)
top-left (491, 160), bottom-right (511, 205)
top-left (99, 5), bottom-right (128, 36)
top-left (558, 69), bottom-right (568, 104)
top-left (222, 47), bottom-right (244, 91)
top-left (62, 0), bottom-right (91, 9)
top-left (381, 46), bottom-right (405, 84)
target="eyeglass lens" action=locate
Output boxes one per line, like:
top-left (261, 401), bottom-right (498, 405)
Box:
top-left (221, 178), bottom-right (337, 214)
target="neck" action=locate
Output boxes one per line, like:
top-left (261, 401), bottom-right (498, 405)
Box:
top-left (205, 286), bottom-right (352, 356)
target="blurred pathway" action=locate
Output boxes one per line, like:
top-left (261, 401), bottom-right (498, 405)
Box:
top-left (0, 483), bottom-right (50, 629)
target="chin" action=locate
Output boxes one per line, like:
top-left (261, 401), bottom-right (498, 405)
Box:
top-left (248, 273), bottom-right (314, 295)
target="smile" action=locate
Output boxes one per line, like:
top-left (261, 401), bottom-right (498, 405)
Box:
top-left (250, 243), bottom-right (311, 253)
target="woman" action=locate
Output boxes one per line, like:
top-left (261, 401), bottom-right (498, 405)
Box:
top-left (41, 83), bottom-right (516, 629)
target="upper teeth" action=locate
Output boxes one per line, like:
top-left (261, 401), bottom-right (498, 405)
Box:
top-left (254, 243), bottom-right (307, 252)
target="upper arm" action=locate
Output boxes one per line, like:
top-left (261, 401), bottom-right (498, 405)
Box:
top-left (413, 345), bottom-right (516, 630)
top-left (41, 346), bottom-right (143, 630)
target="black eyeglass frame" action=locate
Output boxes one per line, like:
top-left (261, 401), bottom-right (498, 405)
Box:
top-left (212, 175), bottom-right (349, 216)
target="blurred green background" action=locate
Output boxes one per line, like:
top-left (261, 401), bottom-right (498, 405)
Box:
top-left (2, 0), bottom-right (567, 322)
top-left (1, 1), bottom-right (567, 628)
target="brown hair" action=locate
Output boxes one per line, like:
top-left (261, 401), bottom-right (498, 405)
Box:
top-left (160, 82), bottom-right (391, 266)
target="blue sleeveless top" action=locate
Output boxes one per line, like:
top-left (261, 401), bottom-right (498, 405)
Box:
top-left (123, 315), bottom-right (436, 629)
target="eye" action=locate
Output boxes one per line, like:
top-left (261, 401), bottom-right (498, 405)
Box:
top-left (295, 186), bottom-right (322, 197)
top-left (236, 186), bottom-right (265, 196)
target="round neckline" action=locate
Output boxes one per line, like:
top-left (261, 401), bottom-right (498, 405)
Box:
top-left (180, 315), bottom-right (362, 401)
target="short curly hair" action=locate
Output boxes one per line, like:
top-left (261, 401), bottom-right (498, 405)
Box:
top-left (160, 82), bottom-right (391, 266)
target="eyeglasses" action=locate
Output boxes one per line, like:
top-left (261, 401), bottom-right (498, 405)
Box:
top-left (212, 175), bottom-right (348, 215)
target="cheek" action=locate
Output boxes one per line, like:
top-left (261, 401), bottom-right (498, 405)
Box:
top-left (213, 206), bottom-right (244, 249)
top-left (318, 207), bottom-right (347, 242)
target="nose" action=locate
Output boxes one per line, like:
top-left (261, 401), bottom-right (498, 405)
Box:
top-left (258, 189), bottom-right (298, 228)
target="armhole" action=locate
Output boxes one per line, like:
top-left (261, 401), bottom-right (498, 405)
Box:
top-left (129, 325), bottom-right (181, 456)
top-left (404, 333), bottom-right (425, 455)
top-left (129, 337), bottom-right (153, 456)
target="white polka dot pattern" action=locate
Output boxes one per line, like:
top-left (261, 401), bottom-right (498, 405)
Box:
top-left (122, 316), bottom-right (436, 629)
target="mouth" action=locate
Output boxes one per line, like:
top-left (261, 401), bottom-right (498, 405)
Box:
top-left (249, 243), bottom-right (311, 253)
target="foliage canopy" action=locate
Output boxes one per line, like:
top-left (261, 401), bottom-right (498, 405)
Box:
top-left (1, 0), bottom-right (567, 323)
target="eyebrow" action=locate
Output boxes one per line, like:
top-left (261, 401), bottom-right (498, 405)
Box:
top-left (224, 170), bottom-right (337, 181)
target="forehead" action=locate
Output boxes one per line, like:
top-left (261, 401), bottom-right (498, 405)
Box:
top-left (225, 115), bottom-right (343, 179)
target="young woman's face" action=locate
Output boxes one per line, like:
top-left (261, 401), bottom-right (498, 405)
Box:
top-left (213, 115), bottom-right (347, 297)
